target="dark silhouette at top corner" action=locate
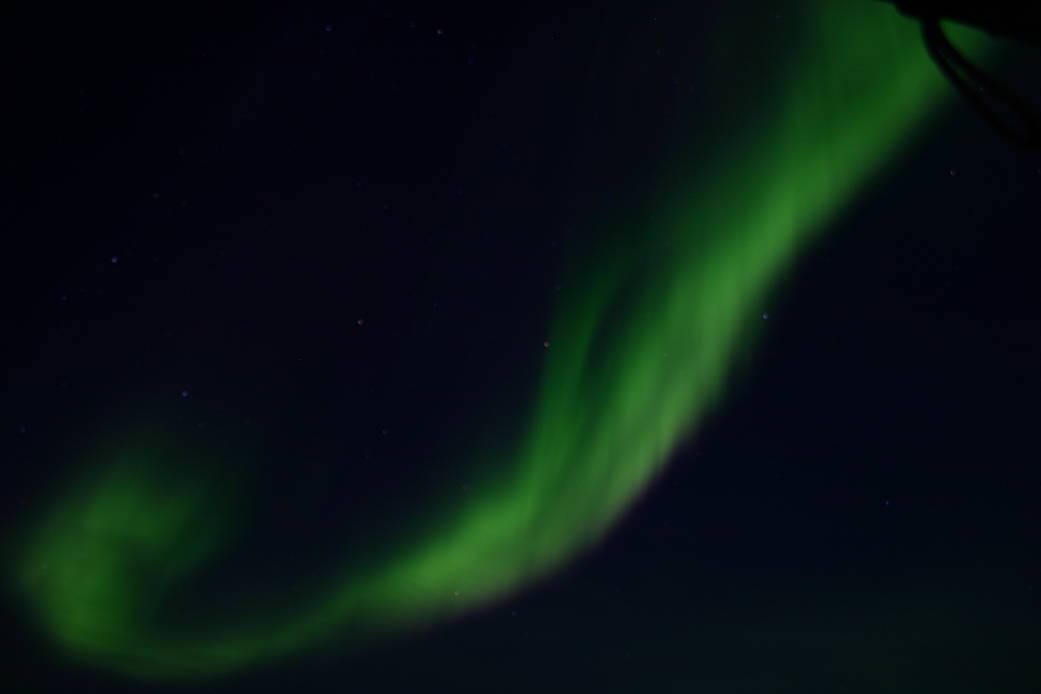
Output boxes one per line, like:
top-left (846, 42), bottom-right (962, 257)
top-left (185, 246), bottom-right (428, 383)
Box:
top-left (877, 1), bottom-right (1041, 149)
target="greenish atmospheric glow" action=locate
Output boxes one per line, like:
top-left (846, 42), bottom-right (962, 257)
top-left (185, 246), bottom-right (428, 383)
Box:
top-left (10, 3), bottom-right (995, 682)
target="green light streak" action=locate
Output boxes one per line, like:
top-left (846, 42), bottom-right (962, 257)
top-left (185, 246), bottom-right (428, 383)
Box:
top-left (10, 2), bottom-right (995, 682)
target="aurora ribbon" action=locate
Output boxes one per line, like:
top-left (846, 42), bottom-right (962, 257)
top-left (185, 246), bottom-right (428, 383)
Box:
top-left (9, 2), bottom-right (993, 681)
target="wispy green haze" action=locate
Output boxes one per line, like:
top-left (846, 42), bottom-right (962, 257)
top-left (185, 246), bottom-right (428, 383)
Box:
top-left (10, 2), bottom-right (994, 681)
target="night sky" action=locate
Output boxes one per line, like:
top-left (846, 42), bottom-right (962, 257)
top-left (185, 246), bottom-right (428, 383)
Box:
top-left (3, 3), bottom-right (1040, 692)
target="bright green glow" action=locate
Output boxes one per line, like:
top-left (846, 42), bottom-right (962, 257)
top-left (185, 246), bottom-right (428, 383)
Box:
top-left (11, 3), bottom-right (995, 682)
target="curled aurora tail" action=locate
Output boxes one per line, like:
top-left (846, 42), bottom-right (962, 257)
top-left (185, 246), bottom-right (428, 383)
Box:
top-left (10, 2), bottom-right (994, 683)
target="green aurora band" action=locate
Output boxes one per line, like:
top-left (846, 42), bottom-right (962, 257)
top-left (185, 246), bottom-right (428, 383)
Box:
top-left (10, 2), bottom-right (995, 682)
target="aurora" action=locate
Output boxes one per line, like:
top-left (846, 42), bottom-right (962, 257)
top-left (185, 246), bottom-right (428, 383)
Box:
top-left (8, 2), bottom-right (995, 682)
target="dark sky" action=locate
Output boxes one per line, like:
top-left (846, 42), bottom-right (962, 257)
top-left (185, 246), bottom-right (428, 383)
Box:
top-left (3, 3), bottom-right (1039, 692)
